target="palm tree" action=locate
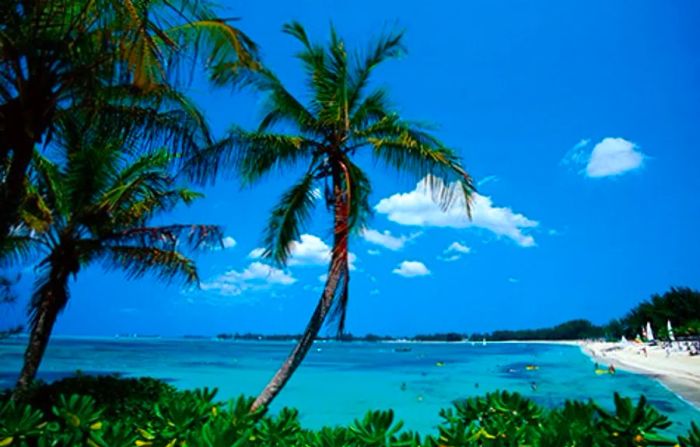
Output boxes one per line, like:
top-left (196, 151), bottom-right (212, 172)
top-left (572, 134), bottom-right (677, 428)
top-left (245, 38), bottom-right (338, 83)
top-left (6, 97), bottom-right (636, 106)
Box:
top-left (2, 115), bottom-right (222, 397)
top-left (0, 0), bottom-right (258, 239)
top-left (188, 22), bottom-right (475, 410)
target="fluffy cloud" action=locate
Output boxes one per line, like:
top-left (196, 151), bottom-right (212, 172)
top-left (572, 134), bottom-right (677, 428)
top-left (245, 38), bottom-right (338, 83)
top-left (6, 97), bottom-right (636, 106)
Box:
top-left (392, 260), bottom-right (431, 277)
top-left (201, 262), bottom-right (296, 297)
top-left (446, 242), bottom-right (471, 254)
top-left (367, 249), bottom-right (381, 256)
top-left (221, 236), bottom-right (237, 249)
top-left (563, 137), bottom-right (646, 178)
top-left (288, 234), bottom-right (332, 266)
top-left (361, 228), bottom-right (419, 251)
top-left (250, 234), bottom-right (356, 269)
top-left (375, 178), bottom-right (538, 247)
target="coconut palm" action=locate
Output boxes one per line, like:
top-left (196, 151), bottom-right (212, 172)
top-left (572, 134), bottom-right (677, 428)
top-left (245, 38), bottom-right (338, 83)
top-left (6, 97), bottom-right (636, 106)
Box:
top-left (0, 0), bottom-right (258, 239)
top-left (2, 115), bottom-right (222, 396)
top-left (188, 22), bottom-right (475, 410)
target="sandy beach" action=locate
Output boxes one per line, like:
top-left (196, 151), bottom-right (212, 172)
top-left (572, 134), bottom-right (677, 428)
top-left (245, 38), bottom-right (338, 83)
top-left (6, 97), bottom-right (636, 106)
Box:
top-left (579, 341), bottom-right (700, 409)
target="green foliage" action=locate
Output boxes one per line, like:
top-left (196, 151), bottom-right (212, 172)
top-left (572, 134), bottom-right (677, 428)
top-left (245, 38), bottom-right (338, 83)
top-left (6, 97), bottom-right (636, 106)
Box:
top-left (0, 376), bottom-right (696, 447)
top-left (678, 422), bottom-right (700, 447)
top-left (620, 287), bottom-right (700, 338)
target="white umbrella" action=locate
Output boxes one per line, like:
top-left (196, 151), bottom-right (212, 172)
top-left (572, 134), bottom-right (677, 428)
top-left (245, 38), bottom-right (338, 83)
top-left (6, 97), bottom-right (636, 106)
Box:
top-left (667, 320), bottom-right (676, 342)
top-left (646, 321), bottom-right (654, 342)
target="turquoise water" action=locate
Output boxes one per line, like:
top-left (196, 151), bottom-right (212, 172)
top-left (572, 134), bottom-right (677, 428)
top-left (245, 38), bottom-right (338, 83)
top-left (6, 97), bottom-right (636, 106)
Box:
top-left (1, 338), bottom-right (698, 434)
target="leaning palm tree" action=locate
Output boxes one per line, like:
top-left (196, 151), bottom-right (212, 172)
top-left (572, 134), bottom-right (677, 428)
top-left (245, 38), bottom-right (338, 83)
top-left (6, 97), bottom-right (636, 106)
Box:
top-left (188, 22), bottom-right (475, 410)
top-left (0, 0), bottom-right (257, 239)
top-left (2, 115), bottom-right (222, 397)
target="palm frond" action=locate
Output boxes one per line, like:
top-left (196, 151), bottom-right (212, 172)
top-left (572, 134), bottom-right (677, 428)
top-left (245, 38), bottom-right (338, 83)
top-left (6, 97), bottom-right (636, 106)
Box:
top-left (104, 224), bottom-right (223, 252)
top-left (98, 245), bottom-right (199, 285)
top-left (0, 235), bottom-right (44, 268)
top-left (185, 127), bottom-right (318, 185)
top-left (169, 18), bottom-right (259, 85)
top-left (262, 172), bottom-right (318, 266)
top-left (361, 118), bottom-right (475, 213)
top-left (347, 29), bottom-right (404, 113)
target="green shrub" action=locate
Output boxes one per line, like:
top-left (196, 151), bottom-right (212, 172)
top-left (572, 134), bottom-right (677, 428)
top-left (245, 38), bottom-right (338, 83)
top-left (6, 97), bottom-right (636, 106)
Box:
top-left (0, 375), bottom-right (696, 446)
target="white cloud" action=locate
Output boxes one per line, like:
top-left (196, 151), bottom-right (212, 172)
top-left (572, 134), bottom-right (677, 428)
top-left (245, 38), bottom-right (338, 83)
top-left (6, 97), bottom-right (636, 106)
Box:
top-left (370, 288), bottom-right (380, 295)
top-left (288, 234), bottom-right (331, 266)
top-left (438, 242), bottom-right (471, 262)
top-left (367, 249), bottom-right (381, 256)
top-left (201, 262), bottom-right (296, 297)
top-left (587, 138), bottom-right (645, 177)
top-left (392, 260), bottom-right (431, 277)
top-left (507, 277), bottom-right (519, 283)
top-left (249, 233), bottom-right (356, 270)
top-left (361, 228), bottom-right (419, 251)
top-left (562, 137), bottom-right (646, 178)
top-left (318, 273), bottom-right (328, 283)
top-left (375, 177), bottom-right (538, 247)
top-left (222, 236), bottom-right (237, 249)
top-left (446, 241), bottom-right (471, 254)
top-left (248, 247), bottom-right (265, 259)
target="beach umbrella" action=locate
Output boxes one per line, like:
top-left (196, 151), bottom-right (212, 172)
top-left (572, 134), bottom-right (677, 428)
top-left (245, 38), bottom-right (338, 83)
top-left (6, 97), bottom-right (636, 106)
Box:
top-left (646, 321), bottom-right (654, 341)
top-left (667, 320), bottom-right (676, 342)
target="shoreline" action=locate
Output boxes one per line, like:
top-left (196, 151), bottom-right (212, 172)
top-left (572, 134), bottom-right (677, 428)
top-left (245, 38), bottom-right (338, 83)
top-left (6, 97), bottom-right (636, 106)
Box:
top-left (577, 341), bottom-right (700, 410)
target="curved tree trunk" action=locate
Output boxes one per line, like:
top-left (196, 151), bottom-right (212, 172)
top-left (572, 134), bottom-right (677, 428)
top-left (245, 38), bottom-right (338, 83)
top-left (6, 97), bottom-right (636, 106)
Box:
top-left (251, 168), bottom-right (350, 411)
top-left (13, 263), bottom-right (70, 400)
top-left (13, 299), bottom-right (60, 396)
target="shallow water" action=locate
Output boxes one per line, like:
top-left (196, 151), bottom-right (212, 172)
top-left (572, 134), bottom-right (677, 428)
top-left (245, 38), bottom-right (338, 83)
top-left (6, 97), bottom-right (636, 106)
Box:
top-left (1, 338), bottom-right (698, 434)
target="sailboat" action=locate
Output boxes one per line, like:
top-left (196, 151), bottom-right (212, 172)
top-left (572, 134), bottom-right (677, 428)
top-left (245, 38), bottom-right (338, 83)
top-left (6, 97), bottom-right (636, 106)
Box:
top-left (646, 321), bottom-right (655, 342)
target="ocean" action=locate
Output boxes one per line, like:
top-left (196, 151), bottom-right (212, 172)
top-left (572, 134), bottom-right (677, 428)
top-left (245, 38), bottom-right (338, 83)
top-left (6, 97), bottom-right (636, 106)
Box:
top-left (1, 337), bottom-right (698, 434)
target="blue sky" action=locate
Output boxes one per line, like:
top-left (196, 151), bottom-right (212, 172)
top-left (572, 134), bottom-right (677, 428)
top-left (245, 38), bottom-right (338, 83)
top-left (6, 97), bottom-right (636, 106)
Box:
top-left (5, 0), bottom-right (700, 336)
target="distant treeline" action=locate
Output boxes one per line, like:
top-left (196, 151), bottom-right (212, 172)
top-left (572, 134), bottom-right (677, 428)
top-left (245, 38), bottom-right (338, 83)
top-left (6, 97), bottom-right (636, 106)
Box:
top-left (212, 287), bottom-right (700, 343)
top-left (213, 332), bottom-right (466, 342)
top-left (476, 287), bottom-right (700, 341)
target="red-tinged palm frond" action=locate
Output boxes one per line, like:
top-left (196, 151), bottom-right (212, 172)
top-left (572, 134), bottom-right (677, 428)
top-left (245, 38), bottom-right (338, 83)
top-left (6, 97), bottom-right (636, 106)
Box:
top-left (262, 172), bottom-right (319, 266)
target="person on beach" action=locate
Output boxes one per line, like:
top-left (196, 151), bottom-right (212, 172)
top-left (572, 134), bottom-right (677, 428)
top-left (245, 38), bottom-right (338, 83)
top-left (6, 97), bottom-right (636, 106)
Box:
top-left (608, 364), bottom-right (616, 374)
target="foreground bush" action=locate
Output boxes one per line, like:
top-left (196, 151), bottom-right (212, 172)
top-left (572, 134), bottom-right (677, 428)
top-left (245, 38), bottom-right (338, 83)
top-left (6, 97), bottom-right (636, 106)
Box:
top-left (0, 375), bottom-right (698, 446)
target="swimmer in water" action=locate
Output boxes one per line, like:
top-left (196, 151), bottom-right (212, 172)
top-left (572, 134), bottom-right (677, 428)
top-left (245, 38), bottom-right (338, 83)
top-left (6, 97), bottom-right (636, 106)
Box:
top-left (530, 382), bottom-right (538, 391)
top-left (400, 382), bottom-right (407, 391)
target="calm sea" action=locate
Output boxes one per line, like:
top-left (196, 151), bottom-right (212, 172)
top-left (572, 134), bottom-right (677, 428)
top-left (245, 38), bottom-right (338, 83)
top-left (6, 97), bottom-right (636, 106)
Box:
top-left (1, 338), bottom-right (698, 434)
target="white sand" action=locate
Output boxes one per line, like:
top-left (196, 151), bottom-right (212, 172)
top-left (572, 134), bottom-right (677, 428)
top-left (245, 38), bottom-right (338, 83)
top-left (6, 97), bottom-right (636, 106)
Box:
top-left (579, 341), bottom-right (700, 409)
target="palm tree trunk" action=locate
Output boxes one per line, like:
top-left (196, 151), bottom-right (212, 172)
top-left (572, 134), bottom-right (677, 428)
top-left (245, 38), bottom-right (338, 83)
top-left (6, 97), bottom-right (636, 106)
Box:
top-left (13, 265), bottom-right (69, 400)
top-left (251, 169), bottom-right (350, 411)
top-left (13, 299), bottom-right (60, 399)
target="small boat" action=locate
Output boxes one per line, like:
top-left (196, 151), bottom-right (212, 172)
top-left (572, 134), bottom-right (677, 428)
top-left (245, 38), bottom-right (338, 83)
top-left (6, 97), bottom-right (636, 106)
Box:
top-left (435, 361), bottom-right (445, 367)
top-left (525, 365), bottom-right (539, 371)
